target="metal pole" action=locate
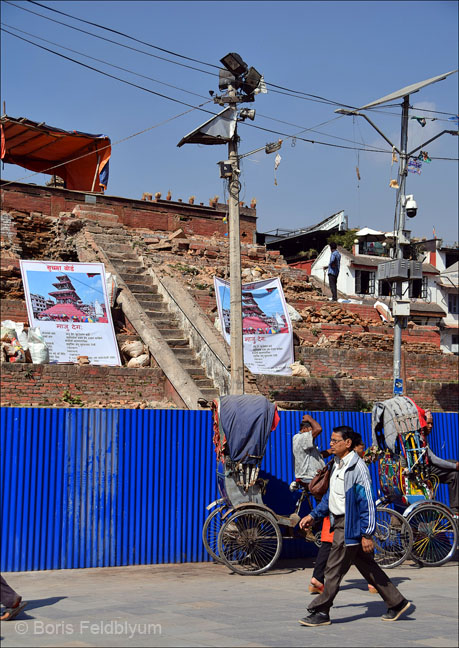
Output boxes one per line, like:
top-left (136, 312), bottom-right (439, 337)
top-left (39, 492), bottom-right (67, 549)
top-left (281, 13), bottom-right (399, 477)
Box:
top-left (393, 95), bottom-right (410, 388)
top-left (227, 89), bottom-right (244, 395)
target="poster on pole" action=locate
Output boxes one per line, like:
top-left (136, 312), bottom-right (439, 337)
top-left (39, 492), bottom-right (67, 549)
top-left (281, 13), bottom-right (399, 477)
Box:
top-left (20, 260), bottom-right (121, 365)
top-left (214, 276), bottom-right (293, 375)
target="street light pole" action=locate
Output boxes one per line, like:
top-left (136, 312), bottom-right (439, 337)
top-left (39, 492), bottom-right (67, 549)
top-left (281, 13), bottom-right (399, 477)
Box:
top-left (392, 95), bottom-right (410, 385)
top-left (227, 86), bottom-right (244, 395)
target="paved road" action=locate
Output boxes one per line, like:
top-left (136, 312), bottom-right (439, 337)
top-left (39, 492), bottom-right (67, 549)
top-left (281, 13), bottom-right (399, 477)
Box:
top-left (1, 558), bottom-right (457, 647)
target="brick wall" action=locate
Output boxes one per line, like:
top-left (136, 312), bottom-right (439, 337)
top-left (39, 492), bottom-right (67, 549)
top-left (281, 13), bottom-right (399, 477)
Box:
top-left (254, 376), bottom-right (459, 412)
top-left (1, 364), bottom-right (166, 407)
top-left (1, 182), bottom-right (257, 242)
top-left (295, 347), bottom-right (455, 381)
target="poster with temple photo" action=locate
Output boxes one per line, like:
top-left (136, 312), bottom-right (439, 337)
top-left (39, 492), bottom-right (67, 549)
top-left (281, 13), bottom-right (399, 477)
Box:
top-left (214, 276), bottom-right (293, 375)
top-left (20, 260), bottom-right (121, 366)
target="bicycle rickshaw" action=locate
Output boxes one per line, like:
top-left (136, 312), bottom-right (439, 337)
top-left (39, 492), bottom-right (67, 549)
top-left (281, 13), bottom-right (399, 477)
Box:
top-left (202, 395), bottom-right (321, 575)
top-left (372, 396), bottom-right (457, 567)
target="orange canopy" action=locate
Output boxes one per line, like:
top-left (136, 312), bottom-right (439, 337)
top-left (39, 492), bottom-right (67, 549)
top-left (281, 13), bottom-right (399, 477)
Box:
top-left (1, 115), bottom-right (111, 192)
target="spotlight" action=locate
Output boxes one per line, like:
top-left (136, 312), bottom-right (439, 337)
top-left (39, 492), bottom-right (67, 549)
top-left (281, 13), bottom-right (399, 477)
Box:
top-left (220, 52), bottom-right (248, 77)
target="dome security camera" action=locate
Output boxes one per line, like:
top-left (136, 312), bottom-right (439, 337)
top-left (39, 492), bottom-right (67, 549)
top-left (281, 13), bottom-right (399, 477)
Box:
top-left (405, 194), bottom-right (417, 218)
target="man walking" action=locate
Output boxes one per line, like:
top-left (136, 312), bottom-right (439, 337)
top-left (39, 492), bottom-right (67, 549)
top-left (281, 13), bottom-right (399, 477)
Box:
top-left (298, 425), bottom-right (412, 627)
top-left (326, 242), bottom-right (341, 301)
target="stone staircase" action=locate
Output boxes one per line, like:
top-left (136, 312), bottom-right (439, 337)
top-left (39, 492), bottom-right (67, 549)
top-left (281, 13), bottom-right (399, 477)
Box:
top-left (99, 237), bottom-right (220, 401)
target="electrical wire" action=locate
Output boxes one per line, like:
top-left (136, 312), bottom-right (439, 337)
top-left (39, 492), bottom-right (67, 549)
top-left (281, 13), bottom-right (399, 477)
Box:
top-left (1, 28), bottom-right (397, 157)
top-left (2, 23), bottom-right (208, 100)
top-left (6, 0), bottom-right (458, 120)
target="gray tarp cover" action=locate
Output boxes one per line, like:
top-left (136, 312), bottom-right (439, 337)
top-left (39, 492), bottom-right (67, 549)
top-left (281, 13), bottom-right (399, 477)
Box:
top-left (371, 396), bottom-right (420, 451)
top-left (218, 395), bottom-right (276, 464)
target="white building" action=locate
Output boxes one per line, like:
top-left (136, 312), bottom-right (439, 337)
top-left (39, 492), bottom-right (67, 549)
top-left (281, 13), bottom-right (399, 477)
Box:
top-left (310, 231), bottom-right (459, 352)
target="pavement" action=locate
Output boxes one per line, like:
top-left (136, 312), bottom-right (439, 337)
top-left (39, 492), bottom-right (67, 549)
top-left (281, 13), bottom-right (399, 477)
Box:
top-left (0, 558), bottom-right (458, 648)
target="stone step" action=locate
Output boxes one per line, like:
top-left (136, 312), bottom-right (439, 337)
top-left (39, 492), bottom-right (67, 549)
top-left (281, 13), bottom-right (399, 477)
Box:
top-left (137, 297), bottom-right (164, 308)
top-left (147, 314), bottom-right (178, 325)
top-left (145, 308), bottom-right (170, 318)
top-left (113, 261), bottom-right (143, 271)
top-left (199, 388), bottom-right (219, 399)
top-left (160, 330), bottom-right (186, 341)
top-left (184, 366), bottom-right (206, 378)
top-left (155, 324), bottom-right (182, 334)
top-left (102, 244), bottom-right (134, 254)
top-left (127, 288), bottom-right (158, 298)
top-left (194, 378), bottom-right (214, 388)
top-left (105, 252), bottom-right (139, 261)
top-left (171, 348), bottom-right (196, 361)
top-left (167, 339), bottom-right (191, 348)
top-left (119, 273), bottom-right (152, 284)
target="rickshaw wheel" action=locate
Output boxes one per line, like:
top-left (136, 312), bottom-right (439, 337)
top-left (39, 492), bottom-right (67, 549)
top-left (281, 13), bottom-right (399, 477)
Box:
top-left (217, 508), bottom-right (283, 575)
top-left (202, 505), bottom-right (229, 562)
top-left (373, 506), bottom-right (413, 568)
top-left (406, 502), bottom-right (458, 567)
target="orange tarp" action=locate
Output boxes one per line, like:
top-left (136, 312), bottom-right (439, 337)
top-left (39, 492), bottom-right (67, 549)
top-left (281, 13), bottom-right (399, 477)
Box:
top-left (1, 115), bottom-right (111, 192)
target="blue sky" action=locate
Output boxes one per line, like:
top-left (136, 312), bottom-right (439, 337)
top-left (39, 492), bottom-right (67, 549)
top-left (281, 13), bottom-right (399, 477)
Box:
top-left (1, 1), bottom-right (458, 243)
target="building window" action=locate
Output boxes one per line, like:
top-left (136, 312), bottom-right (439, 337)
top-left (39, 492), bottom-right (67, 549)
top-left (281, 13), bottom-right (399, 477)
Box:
top-left (378, 279), bottom-right (394, 297)
top-left (409, 276), bottom-right (428, 299)
top-left (448, 294), bottom-right (458, 314)
top-left (355, 270), bottom-right (375, 295)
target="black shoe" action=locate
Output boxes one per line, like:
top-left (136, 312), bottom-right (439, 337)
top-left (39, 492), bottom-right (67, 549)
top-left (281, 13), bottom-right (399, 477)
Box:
top-left (381, 600), bottom-right (412, 622)
top-left (298, 611), bottom-right (331, 627)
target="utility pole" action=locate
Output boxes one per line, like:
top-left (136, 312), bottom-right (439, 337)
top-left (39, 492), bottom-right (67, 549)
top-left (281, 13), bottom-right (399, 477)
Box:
top-left (335, 69), bottom-right (457, 395)
top-left (392, 96), bottom-right (410, 385)
top-left (227, 86), bottom-right (244, 395)
top-left (178, 52), bottom-right (264, 397)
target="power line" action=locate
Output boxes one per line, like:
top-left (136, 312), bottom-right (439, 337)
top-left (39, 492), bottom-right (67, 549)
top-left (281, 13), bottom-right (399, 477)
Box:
top-left (7, 0), bottom-right (458, 120)
top-left (1, 28), bottom-right (395, 156)
top-left (3, 22), bottom-right (390, 152)
top-left (3, 23), bottom-right (208, 100)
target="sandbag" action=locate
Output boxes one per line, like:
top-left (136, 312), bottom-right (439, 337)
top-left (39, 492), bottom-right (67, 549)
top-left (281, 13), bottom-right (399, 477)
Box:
top-left (1, 319), bottom-right (17, 341)
top-left (27, 327), bottom-right (50, 364)
top-left (286, 303), bottom-right (302, 322)
top-left (106, 272), bottom-right (119, 307)
top-left (121, 340), bottom-right (146, 358)
top-left (290, 361), bottom-right (310, 377)
top-left (127, 353), bottom-right (149, 368)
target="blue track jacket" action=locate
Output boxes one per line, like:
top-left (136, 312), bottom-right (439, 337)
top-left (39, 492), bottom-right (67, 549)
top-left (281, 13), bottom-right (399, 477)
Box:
top-left (310, 452), bottom-right (376, 545)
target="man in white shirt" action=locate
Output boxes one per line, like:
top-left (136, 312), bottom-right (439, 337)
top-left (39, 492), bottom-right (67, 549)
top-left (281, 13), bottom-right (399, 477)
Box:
top-left (298, 425), bottom-right (412, 627)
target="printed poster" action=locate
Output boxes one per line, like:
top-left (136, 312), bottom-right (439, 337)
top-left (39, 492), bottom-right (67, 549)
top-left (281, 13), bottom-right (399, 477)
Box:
top-left (20, 260), bottom-right (121, 366)
top-left (214, 276), bottom-right (293, 375)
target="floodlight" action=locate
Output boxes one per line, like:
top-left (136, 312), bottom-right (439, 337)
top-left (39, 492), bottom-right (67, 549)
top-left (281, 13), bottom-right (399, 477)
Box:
top-left (241, 67), bottom-right (262, 94)
top-left (220, 52), bottom-right (248, 77)
top-left (219, 68), bottom-right (237, 90)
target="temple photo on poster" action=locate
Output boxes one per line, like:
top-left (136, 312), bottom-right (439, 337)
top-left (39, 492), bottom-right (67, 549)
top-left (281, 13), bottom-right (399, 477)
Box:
top-left (26, 270), bottom-right (108, 323)
top-left (218, 284), bottom-right (289, 335)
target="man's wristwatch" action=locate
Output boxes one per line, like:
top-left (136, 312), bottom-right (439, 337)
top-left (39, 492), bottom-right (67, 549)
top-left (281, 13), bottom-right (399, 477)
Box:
top-left (362, 533), bottom-right (373, 539)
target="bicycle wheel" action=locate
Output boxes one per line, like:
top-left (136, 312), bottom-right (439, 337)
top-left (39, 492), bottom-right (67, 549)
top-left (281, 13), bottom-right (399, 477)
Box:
top-left (373, 506), bottom-right (413, 568)
top-left (217, 508), bottom-right (283, 576)
top-left (202, 505), bottom-right (229, 561)
top-left (406, 502), bottom-right (458, 566)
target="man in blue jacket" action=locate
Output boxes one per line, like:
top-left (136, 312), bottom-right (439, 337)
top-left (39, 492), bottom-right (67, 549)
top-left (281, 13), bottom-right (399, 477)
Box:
top-left (298, 425), bottom-right (412, 627)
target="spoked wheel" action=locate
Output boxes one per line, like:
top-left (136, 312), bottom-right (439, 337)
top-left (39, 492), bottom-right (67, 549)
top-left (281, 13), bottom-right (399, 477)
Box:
top-left (406, 503), bottom-right (458, 566)
top-left (217, 508), bottom-right (282, 575)
top-left (373, 506), bottom-right (413, 568)
top-left (202, 505), bottom-right (229, 561)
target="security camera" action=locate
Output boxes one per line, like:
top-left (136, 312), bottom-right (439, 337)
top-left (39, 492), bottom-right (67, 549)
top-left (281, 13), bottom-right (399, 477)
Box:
top-left (405, 194), bottom-right (417, 218)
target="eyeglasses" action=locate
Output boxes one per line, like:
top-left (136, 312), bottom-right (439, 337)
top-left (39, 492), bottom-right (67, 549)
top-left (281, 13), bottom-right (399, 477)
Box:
top-left (329, 438), bottom-right (344, 445)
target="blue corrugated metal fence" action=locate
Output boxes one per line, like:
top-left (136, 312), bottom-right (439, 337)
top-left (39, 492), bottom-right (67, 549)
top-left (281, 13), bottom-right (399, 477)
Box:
top-left (1, 407), bottom-right (457, 571)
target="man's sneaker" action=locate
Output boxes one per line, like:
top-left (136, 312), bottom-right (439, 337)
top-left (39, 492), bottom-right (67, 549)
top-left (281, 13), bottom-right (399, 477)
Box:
top-left (298, 611), bottom-right (331, 627)
top-left (381, 600), bottom-right (412, 622)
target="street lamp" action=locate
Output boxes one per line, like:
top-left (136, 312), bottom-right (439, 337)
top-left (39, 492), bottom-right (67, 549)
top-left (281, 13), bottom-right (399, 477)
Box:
top-left (335, 69), bottom-right (458, 395)
top-left (178, 52), bottom-right (265, 395)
